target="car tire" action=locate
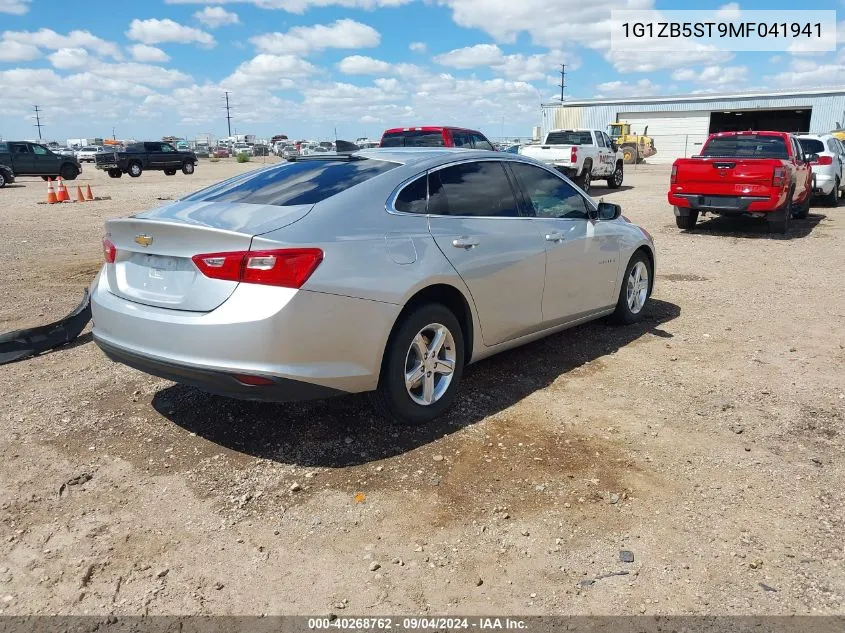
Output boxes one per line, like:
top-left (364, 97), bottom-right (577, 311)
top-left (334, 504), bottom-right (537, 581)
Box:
top-left (164, 169), bottom-right (176, 176)
top-left (606, 163), bottom-right (623, 189)
top-left (768, 188), bottom-right (793, 234)
top-left (127, 162), bottom-right (142, 178)
top-left (675, 209), bottom-right (698, 230)
top-left (0, 172), bottom-right (6, 188)
top-left (107, 169), bottom-right (122, 178)
top-left (182, 162), bottom-right (195, 175)
top-left (371, 303), bottom-right (465, 426)
top-left (60, 164), bottom-right (78, 181)
top-left (577, 161), bottom-right (592, 193)
top-left (41, 176), bottom-right (49, 181)
top-left (610, 251), bottom-right (652, 325)
top-left (792, 190), bottom-right (810, 219)
top-left (824, 179), bottom-right (839, 207)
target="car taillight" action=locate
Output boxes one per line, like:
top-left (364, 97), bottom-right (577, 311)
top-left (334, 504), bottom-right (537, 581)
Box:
top-left (571, 147), bottom-right (577, 163)
top-left (103, 237), bottom-right (116, 263)
top-left (813, 155), bottom-right (833, 165)
top-left (191, 248), bottom-right (323, 288)
top-left (671, 165), bottom-right (678, 184)
top-left (772, 167), bottom-right (786, 188)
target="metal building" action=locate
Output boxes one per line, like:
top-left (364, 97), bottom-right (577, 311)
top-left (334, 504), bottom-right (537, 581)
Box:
top-left (541, 87), bottom-right (845, 164)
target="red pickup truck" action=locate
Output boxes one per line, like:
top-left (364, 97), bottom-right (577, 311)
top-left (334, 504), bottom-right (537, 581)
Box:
top-left (668, 131), bottom-right (813, 234)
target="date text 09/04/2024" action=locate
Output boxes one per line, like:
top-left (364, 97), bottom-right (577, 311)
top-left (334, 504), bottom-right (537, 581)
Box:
top-left (621, 22), bottom-right (821, 39)
top-left (307, 617), bottom-right (528, 630)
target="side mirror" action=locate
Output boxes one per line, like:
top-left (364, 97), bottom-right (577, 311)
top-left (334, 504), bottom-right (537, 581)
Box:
top-left (595, 201), bottom-right (622, 221)
top-left (806, 153), bottom-right (819, 163)
top-left (610, 141), bottom-right (619, 152)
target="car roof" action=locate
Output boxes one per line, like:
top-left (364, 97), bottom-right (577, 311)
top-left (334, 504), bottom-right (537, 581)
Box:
top-left (797, 133), bottom-right (832, 140)
top-left (381, 126), bottom-right (483, 134)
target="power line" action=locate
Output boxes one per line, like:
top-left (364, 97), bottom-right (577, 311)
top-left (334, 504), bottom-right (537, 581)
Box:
top-left (558, 64), bottom-right (566, 102)
top-left (33, 105), bottom-right (44, 140)
top-left (223, 91), bottom-right (233, 137)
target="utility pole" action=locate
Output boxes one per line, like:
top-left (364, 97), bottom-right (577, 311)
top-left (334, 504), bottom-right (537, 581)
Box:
top-left (33, 105), bottom-right (44, 140)
top-left (558, 64), bottom-right (566, 102)
top-left (112, 125), bottom-right (116, 140)
top-left (223, 91), bottom-right (233, 137)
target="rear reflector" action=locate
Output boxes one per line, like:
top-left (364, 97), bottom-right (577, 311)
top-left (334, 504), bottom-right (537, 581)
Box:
top-left (192, 248), bottom-right (323, 288)
top-left (571, 146), bottom-right (578, 163)
top-left (232, 373), bottom-right (275, 386)
top-left (670, 165), bottom-right (678, 184)
top-left (103, 237), bottom-right (116, 263)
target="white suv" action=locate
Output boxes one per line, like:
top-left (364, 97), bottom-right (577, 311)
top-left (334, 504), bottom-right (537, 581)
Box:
top-left (797, 134), bottom-right (845, 206)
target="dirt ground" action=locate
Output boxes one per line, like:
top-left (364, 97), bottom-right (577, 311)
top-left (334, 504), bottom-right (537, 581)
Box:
top-left (0, 158), bottom-right (843, 616)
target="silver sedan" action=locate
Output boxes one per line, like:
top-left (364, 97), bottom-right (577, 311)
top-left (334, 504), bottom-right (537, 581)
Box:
top-left (91, 148), bottom-right (655, 425)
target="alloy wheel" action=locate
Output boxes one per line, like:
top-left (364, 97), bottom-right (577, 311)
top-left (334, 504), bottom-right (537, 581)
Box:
top-left (626, 261), bottom-right (649, 314)
top-left (404, 323), bottom-right (457, 406)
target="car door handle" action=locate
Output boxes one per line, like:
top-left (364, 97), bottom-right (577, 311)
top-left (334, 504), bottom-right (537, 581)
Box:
top-left (545, 232), bottom-right (565, 243)
top-left (452, 237), bottom-right (479, 249)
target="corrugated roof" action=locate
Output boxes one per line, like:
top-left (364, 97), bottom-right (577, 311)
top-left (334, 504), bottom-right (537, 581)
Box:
top-left (543, 85), bottom-right (845, 107)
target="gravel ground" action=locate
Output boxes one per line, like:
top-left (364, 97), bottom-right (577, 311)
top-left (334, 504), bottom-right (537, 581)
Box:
top-left (0, 158), bottom-right (843, 616)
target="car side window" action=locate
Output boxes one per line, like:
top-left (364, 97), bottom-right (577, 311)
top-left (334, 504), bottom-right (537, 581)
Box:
top-left (452, 132), bottom-right (471, 148)
top-left (596, 133), bottom-right (606, 147)
top-left (508, 162), bottom-right (590, 220)
top-left (144, 142), bottom-right (160, 152)
top-left (11, 143), bottom-right (30, 154)
top-left (394, 175), bottom-right (427, 214)
top-left (428, 161), bottom-right (519, 217)
top-left (31, 144), bottom-right (47, 156)
top-left (471, 134), bottom-right (494, 151)
top-left (161, 144), bottom-right (175, 152)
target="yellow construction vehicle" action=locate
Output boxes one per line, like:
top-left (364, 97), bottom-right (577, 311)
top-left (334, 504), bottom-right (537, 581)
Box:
top-left (607, 122), bottom-right (657, 164)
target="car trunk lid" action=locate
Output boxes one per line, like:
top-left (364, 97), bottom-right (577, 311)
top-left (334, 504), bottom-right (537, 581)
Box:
top-left (103, 200), bottom-right (313, 311)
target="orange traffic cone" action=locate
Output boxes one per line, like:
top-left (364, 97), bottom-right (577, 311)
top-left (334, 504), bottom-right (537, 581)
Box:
top-left (85, 184), bottom-right (94, 201)
top-left (76, 185), bottom-right (85, 202)
top-left (46, 178), bottom-right (57, 204)
top-left (56, 176), bottom-right (70, 202)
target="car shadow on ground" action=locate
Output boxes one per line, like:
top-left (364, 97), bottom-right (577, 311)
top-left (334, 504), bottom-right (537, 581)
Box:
top-left (682, 212), bottom-right (826, 239)
top-left (153, 298), bottom-right (680, 468)
top-left (591, 185), bottom-right (634, 194)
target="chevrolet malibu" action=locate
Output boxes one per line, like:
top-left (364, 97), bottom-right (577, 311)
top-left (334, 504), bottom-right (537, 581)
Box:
top-left (91, 149), bottom-right (655, 425)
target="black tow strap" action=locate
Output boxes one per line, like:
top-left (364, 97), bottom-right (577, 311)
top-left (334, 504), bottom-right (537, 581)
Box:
top-left (0, 289), bottom-right (92, 365)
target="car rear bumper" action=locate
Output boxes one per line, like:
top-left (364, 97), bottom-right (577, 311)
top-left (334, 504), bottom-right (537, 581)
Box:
top-left (669, 192), bottom-right (782, 214)
top-left (90, 272), bottom-right (400, 399)
top-left (812, 173), bottom-right (835, 195)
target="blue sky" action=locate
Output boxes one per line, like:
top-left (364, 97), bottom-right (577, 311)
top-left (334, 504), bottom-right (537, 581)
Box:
top-left (0, 0), bottom-right (841, 142)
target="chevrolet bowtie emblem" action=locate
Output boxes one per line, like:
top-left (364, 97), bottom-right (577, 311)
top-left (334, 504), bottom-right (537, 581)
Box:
top-left (135, 234), bottom-right (153, 247)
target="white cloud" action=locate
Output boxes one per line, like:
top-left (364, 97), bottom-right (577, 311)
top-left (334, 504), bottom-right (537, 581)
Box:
top-left (0, 0), bottom-right (30, 14)
top-left (0, 39), bottom-right (40, 62)
top-left (48, 47), bottom-right (92, 70)
top-left (250, 19), bottom-right (380, 55)
top-left (764, 56), bottom-right (844, 88)
top-left (337, 55), bottom-right (392, 74)
top-left (2, 28), bottom-right (122, 58)
top-left (409, 42), bottom-right (426, 53)
top-left (605, 48), bottom-right (733, 72)
top-left (434, 44), bottom-right (577, 81)
top-left (126, 18), bottom-right (216, 47)
top-left (129, 44), bottom-right (172, 63)
top-left (222, 53), bottom-right (317, 88)
top-left (715, 2), bottom-right (741, 19)
top-left (594, 78), bottom-right (661, 97)
top-left (671, 65), bottom-right (748, 86)
top-left (435, 43), bottom-right (503, 68)
top-left (163, 0), bottom-right (410, 14)
top-left (194, 6), bottom-right (240, 27)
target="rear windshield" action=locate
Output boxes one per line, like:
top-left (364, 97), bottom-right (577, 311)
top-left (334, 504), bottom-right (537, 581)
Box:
top-left (381, 131), bottom-right (445, 147)
top-left (797, 138), bottom-right (824, 154)
top-left (701, 135), bottom-right (788, 159)
top-left (545, 131), bottom-right (593, 145)
top-left (180, 158), bottom-right (399, 206)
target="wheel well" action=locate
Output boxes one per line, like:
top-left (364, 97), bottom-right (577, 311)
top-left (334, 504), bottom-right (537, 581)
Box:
top-left (616, 159), bottom-right (623, 168)
top-left (389, 284), bottom-right (475, 366)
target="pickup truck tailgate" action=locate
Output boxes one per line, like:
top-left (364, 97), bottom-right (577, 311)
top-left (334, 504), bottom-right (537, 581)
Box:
top-left (672, 158), bottom-right (780, 196)
top-left (520, 145), bottom-right (574, 165)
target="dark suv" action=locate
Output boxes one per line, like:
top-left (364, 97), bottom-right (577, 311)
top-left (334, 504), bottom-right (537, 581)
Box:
top-left (0, 141), bottom-right (81, 180)
top-left (379, 126), bottom-right (495, 150)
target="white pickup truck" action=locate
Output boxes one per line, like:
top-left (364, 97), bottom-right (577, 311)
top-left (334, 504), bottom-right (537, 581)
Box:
top-left (519, 129), bottom-right (624, 193)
